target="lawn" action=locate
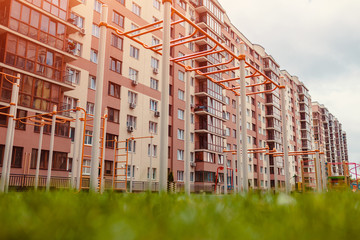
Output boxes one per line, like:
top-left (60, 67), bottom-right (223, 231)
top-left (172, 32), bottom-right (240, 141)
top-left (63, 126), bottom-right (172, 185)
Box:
top-left (0, 191), bottom-right (359, 240)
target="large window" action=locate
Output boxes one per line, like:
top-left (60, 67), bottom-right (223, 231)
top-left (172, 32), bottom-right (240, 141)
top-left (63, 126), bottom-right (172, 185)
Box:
top-left (111, 34), bottom-right (123, 50)
top-left (110, 58), bottom-right (122, 74)
top-left (113, 11), bottom-right (124, 27)
top-left (150, 78), bottom-right (158, 90)
top-left (129, 68), bottom-right (139, 82)
top-left (128, 91), bottom-right (137, 104)
top-left (108, 107), bottom-right (119, 123)
top-left (9, 1), bottom-right (67, 50)
top-left (132, 3), bottom-right (141, 16)
top-left (25, 0), bottom-right (68, 20)
top-left (0, 145), bottom-right (22, 168)
top-left (5, 35), bottom-right (64, 81)
top-left (150, 99), bottom-right (158, 111)
top-left (130, 46), bottom-right (139, 59)
top-left (108, 82), bottom-right (120, 98)
top-left (127, 115), bottom-right (137, 128)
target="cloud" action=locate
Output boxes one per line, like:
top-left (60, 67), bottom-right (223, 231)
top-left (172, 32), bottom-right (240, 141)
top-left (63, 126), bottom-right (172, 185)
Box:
top-left (219, 0), bottom-right (360, 162)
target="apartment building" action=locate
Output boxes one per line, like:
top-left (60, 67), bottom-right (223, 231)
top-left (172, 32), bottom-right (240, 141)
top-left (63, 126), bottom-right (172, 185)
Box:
top-left (0, 0), bottom-right (349, 192)
top-left (312, 102), bottom-right (348, 176)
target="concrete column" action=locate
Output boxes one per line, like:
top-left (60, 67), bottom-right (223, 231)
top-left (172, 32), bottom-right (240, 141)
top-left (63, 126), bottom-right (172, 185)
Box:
top-left (159, 0), bottom-right (172, 192)
top-left (239, 43), bottom-right (248, 192)
top-left (129, 139), bottom-right (134, 193)
top-left (70, 103), bottom-right (81, 189)
top-left (236, 95), bottom-right (241, 193)
top-left (280, 84), bottom-right (290, 193)
top-left (148, 136), bottom-right (153, 191)
top-left (315, 147), bottom-right (322, 192)
top-left (76, 113), bottom-right (84, 190)
top-left (231, 153), bottom-right (236, 194)
top-left (223, 153), bottom-right (227, 194)
top-left (45, 105), bottom-right (57, 192)
top-left (184, 65), bottom-right (191, 195)
top-left (90, 4), bottom-right (108, 192)
top-left (265, 148), bottom-right (270, 191)
top-left (100, 109), bottom-right (108, 193)
top-left (34, 120), bottom-right (44, 190)
top-left (0, 75), bottom-right (19, 193)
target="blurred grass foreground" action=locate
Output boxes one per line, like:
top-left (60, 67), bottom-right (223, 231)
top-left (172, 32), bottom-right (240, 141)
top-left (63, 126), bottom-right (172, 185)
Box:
top-left (0, 191), bottom-right (359, 240)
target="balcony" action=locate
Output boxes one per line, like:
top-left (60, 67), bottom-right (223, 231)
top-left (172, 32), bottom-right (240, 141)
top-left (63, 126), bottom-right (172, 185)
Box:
top-left (195, 141), bottom-right (223, 153)
top-left (69, 0), bottom-right (83, 8)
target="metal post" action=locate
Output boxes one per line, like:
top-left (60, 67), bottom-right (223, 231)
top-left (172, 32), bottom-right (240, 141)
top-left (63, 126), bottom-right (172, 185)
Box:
top-left (236, 95), bottom-right (241, 193)
top-left (321, 152), bottom-right (327, 190)
top-left (34, 120), bottom-right (44, 190)
top-left (274, 155), bottom-right (278, 192)
top-left (239, 43), bottom-right (248, 192)
top-left (231, 153), bottom-right (236, 194)
top-left (265, 148), bottom-right (270, 191)
top-left (148, 135), bottom-right (153, 192)
top-left (223, 153), bottom-right (227, 194)
top-left (100, 109), bottom-right (108, 194)
top-left (0, 75), bottom-right (19, 193)
top-left (112, 137), bottom-right (117, 190)
top-left (184, 65), bottom-right (191, 196)
top-left (90, 4), bottom-right (108, 192)
top-left (76, 113), bottom-right (84, 190)
top-left (130, 141), bottom-right (134, 193)
top-left (46, 105), bottom-right (57, 192)
top-left (280, 84), bottom-right (290, 193)
top-left (71, 104), bottom-right (81, 189)
top-left (315, 149), bottom-right (322, 192)
top-left (159, 0), bottom-right (172, 192)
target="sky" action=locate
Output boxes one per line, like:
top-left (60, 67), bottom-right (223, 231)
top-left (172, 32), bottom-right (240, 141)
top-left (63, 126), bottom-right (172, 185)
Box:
top-left (219, 0), bottom-right (360, 163)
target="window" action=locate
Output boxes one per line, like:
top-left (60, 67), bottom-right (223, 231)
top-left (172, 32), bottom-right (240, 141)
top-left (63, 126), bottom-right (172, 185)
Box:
top-left (116, 0), bottom-right (125, 5)
top-left (82, 159), bottom-right (91, 175)
top-left (130, 45), bottom-right (139, 59)
top-left (128, 91), bottom-right (137, 104)
top-left (70, 13), bottom-right (84, 28)
top-left (92, 24), bottom-right (100, 37)
top-left (111, 34), bottom-right (123, 50)
top-left (106, 133), bottom-right (118, 148)
top-left (105, 160), bottom-right (113, 175)
top-left (94, 0), bottom-right (102, 13)
top-left (177, 170), bottom-right (184, 181)
top-left (177, 150), bottom-right (184, 160)
top-left (153, 0), bottom-right (160, 9)
top-left (84, 130), bottom-right (93, 145)
top-left (127, 165), bottom-right (135, 177)
top-left (90, 49), bottom-right (98, 63)
top-left (29, 149), bottom-right (49, 169)
top-left (113, 11), bottom-right (124, 27)
top-left (178, 70), bottom-right (184, 81)
top-left (149, 121), bottom-right (158, 134)
top-left (86, 102), bottom-right (94, 115)
top-left (129, 68), bottom-right (139, 82)
top-left (108, 82), bottom-right (120, 98)
top-left (150, 78), bottom-right (159, 90)
top-left (178, 89), bottom-right (184, 100)
top-left (110, 57), bottom-right (122, 74)
top-left (152, 37), bottom-right (160, 46)
top-left (148, 144), bottom-right (157, 157)
top-left (132, 3), bottom-right (141, 16)
top-left (108, 108), bottom-right (120, 123)
top-left (88, 75), bottom-right (96, 90)
top-left (177, 129), bottom-right (184, 140)
top-left (151, 57), bottom-right (159, 69)
top-left (66, 67), bottom-right (80, 85)
top-left (52, 151), bottom-right (67, 170)
top-left (63, 96), bottom-right (78, 111)
top-left (69, 127), bottom-right (75, 142)
top-left (68, 40), bottom-right (82, 56)
top-left (178, 109), bottom-right (184, 120)
top-left (127, 115), bottom-right (137, 128)
top-left (147, 168), bottom-right (157, 179)
top-left (177, 0), bottom-right (186, 9)
top-left (150, 99), bottom-right (158, 111)
top-left (126, 140), bottom-right (136, 153)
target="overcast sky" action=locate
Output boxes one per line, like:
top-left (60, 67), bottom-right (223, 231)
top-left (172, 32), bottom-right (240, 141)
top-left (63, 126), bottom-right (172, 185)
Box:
top-left (219, 0), bottom-right (360, 163)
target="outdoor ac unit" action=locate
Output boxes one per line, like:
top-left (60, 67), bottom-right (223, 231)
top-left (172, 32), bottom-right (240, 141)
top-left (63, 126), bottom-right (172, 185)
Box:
top-left (127, 126), bottom-right (134, 132)
top-left (80, 28), bottom-right (85, 35)
top-left (154, 111), bottom-right (160, 117)
top-left (190, 162), bottom-right (196, 167)
top-left (132, 80), bottom-right (138, 86)
top-left (129, 102), bottom-right (136, 109)
top-left (153, 68), bottom-right (159, 74)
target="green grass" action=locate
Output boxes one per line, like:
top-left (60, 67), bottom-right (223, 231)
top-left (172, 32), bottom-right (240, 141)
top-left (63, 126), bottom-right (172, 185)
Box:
top-left (0, 191), bottom-right (359, 240)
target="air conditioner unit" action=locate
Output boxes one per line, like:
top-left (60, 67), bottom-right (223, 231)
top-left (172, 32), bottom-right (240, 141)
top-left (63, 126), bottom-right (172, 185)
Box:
top-left (127, 125), bottom-right (134, 132)
top-left (190, 162), bottom-right (196, 167)
top-left (129, 102), bottom-right (136, 109)
top-left (132, 80), bottom-right (138, 86)
top-left (154, 111), bottom-right (160, 117)
top-left (153, 68), bottom-right (159, 74)
top-left (79, 28), bottom-right (85, 35)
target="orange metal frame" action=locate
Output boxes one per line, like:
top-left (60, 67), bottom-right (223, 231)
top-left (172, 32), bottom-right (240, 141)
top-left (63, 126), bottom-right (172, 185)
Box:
top-left (99, 6), bottom-right (284, 97)
top-left (112, 138), bottom-right (129, 191)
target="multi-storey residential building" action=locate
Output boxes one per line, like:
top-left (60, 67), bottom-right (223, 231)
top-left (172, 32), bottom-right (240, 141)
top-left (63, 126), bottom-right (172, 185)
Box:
top-left (312, 102), bottom-right (348, 176)
top-left (0, 0), bottom-right (349, 192)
